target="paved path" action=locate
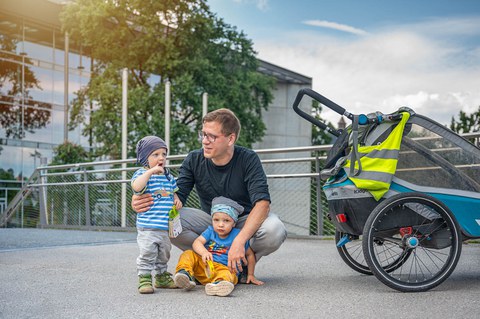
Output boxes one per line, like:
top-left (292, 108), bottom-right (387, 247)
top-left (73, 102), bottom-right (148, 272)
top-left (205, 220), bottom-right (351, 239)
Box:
top-left (1, 228), bottom-right (480, 318)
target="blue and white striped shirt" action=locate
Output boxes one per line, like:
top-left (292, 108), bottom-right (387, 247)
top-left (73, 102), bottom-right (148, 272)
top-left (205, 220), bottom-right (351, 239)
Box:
top-left (131, 168), bottom-right (179, 230)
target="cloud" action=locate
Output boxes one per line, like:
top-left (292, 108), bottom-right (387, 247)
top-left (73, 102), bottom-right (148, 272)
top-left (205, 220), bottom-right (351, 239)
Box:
top-left (254, 17), bottom-right (480, 127)
top-left (233, 0), bottom-right (269, 11)
top-left (302, 20), bottom-right (369, 36)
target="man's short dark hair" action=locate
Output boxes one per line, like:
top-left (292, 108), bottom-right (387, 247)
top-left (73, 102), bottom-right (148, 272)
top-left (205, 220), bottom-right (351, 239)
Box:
top-left (203, 108), bottom-right (241, 141)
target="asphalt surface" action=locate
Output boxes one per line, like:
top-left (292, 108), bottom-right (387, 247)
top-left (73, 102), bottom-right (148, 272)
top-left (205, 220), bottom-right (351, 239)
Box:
top-left (1, 228), bottom-right (480, 319)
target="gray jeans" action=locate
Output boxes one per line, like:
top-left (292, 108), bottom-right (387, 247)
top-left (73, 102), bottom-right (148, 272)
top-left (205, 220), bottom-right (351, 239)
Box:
top-left (170, 207), bottom-right (288, 260)
top-left (136, 229), bottom-right (171, 276)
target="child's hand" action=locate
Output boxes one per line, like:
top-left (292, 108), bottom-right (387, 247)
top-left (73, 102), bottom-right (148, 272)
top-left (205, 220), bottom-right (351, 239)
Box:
top-left (201, 252), bottom-right (213, 264)
top-left (246, 275), bottom-right (264, 286)
top-left (174, 195), bottom-right (183, 210)
top-left (149, 165), bottom-right (164, 175)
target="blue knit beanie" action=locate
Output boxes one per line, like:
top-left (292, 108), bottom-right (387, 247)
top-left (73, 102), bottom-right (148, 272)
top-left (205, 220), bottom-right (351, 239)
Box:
top-left (136, 136), bottom-right (168, 167)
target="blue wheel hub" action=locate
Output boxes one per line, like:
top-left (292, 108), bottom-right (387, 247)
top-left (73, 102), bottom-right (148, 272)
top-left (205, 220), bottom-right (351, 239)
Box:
top-left (406, 236), bottom-right (419, 248)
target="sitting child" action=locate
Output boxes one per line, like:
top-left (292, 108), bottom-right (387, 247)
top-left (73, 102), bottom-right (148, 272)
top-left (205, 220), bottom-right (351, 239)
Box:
top-left (174, 196), bottom-right (264, 297)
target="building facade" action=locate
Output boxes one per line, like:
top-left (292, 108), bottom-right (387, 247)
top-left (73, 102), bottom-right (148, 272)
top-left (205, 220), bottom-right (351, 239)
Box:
top-left (1, 0), bottom-right (91, 179)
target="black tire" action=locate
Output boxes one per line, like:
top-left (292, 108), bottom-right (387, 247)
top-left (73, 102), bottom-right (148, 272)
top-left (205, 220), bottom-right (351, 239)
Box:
top-left (336, 230), bottom-right (410, 275)
top-left (335, 230), bottom-right (372, 275)
top-left (363, 192), bottom-right (462, 292)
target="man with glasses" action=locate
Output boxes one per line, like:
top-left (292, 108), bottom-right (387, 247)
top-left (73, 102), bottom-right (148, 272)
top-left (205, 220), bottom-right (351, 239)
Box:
top-left (132, 108), bottom-right (287, 280)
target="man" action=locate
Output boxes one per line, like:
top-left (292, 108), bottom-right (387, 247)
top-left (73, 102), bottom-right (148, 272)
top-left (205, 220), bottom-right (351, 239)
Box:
top-left (132, 108), bottom-right (287, 275)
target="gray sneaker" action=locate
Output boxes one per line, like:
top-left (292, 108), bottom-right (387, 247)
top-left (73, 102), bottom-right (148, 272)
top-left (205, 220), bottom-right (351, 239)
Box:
top-left (174, 269), bottom-right (196, 290)
top-left (205, 281), bottom-right (234, 297)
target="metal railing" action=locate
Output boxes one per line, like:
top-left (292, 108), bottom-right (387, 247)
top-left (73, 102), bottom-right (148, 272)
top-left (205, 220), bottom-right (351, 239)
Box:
top-left (2, 131), bottom-right (479, 236)
top-left (1, 145), bottom-right (333, 236)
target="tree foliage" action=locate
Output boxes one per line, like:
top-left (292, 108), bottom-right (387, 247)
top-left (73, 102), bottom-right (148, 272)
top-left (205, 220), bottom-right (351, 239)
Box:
top-left (0, 168), bottom-right (15, 181)
top-left (50, 141), bottom-right (89, 166)
top-left (450, 106), bottom-right (480, 134)
top-left (311, 100), bottom-right (334, 146)
top-left (60, 0), bottom-right (275, 158)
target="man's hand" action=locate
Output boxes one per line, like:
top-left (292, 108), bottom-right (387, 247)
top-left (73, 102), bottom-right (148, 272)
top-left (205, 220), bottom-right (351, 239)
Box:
top-left (247, 275), bottom-right (264, 285)
top-left (131, 193), bottom-right (154, 213)
top-left (227, 240), bottom-right (247, 273)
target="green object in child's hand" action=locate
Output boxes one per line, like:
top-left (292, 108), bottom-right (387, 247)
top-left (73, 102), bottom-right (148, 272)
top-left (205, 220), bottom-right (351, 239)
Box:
top-left (168, 205), bottom-right (182, 238)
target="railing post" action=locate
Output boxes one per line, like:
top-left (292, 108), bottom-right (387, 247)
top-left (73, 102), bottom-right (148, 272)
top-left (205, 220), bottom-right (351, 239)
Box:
top-left (202, 92), bottom-right (208, 118)
top-left (315, 154), bottom-right (323, 236)
top-left (63, 32), bottom-right (69, 143)
top-left (38, 158), bottom-right (48, 226)
top-left (165, 80), bottom-right (171, 152)
top-left (121, 68), bottom-right (128, 228)
top-left (84, 168), bottom-right (91, 226)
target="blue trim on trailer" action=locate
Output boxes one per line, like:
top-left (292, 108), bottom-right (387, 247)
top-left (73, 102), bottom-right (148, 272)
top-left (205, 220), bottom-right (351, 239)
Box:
top-left (323, 178), bottom-right (354, 189)
top-left (390, 182), bottom-right (480, 237)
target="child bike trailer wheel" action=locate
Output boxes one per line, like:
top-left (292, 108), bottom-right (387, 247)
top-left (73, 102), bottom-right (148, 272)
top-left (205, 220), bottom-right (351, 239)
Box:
top-left (335, 230), bottom-right (372, 275)
top-left (362, 192), bottom-right (462, 292)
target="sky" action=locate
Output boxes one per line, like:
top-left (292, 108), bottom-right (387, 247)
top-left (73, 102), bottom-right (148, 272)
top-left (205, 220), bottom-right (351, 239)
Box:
top-left (208, 0), bottom-right (480, 127)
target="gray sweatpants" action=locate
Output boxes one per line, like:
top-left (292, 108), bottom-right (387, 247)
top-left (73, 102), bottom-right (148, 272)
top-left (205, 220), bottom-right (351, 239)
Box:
top-left (170, 207), bottom-right (288, 260)
top-left (136, 228), bottom-right (171, 276)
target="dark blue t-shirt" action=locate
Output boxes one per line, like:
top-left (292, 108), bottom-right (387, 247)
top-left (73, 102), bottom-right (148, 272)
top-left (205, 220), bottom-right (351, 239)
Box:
top-left (176, 145), bottom-right (270, 216)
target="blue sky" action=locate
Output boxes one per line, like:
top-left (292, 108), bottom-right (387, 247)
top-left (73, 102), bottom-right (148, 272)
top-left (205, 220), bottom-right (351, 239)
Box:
top-left (208, 0), bottom-right (480, 126)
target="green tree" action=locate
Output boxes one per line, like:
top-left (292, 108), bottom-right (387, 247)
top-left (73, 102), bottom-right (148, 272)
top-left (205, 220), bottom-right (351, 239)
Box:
top-left (311, 100), bottom-right (335, 146)
top-left (0, 168), bottom-right (15, 181)
top-left (50, 141), bottom-right (89, 167)
top-left (60, 0), bottom-right (274, 158)
top-left (450, 106), bottom-right (480, 134)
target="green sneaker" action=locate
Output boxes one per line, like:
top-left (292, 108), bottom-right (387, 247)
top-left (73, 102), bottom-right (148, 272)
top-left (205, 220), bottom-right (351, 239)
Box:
top-left (138, 274), bottom-right (154, 294)
top-left (154, 271), bottom-right (176, 289)
top-left (205, 280), bottom-right (234, 297)
top-left (174, 269), bottom-right (196, 290)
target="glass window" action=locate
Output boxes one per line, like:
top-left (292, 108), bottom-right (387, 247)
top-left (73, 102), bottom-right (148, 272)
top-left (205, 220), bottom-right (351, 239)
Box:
top-left (27, 66), bottom-right (53, 104)
top-left (52, 69), bottom-right (65, 105)
top-left (0, 145), bottom-right (23, 178)
top-left (51, 108), bottom-right (66, 145)
top-left (0, 97), bottom-right (23, 140)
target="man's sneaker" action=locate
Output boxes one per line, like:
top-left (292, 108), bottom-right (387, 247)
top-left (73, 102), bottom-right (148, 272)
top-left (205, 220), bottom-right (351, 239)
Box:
top-left (237, 265), bottom-right (248, 284)
top-left (174, 269), bottom-right (196, 290)
top-left (154, 271), bottom-right (176, 289)
top-left (205, 281), bottom-right (234, 297)
top-left (138, 274), bottom-right (154, 294)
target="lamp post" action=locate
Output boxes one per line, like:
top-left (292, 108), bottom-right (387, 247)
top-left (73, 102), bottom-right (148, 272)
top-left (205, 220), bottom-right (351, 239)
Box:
top-left (30, 149), bottom-right (42, 171)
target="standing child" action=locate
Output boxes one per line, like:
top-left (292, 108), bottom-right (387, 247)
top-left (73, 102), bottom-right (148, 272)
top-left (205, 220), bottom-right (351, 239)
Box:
top-left (131, 136), bottom-right (183, 294)
top-left (174, 196), bottom-right (264, 297)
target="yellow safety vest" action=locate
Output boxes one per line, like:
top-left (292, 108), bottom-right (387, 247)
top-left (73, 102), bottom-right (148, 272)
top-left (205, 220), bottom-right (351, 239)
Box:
top-left (344, 112), bottom-right (411, 200)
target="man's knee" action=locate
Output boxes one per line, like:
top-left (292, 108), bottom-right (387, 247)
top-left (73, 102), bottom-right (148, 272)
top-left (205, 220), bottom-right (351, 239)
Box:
top-left (170, 231), bottom-right (198, 251)
top-left (252, 214), bottom-right (287, 257)
top-left (259, 214), bottom-right (287, 240)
